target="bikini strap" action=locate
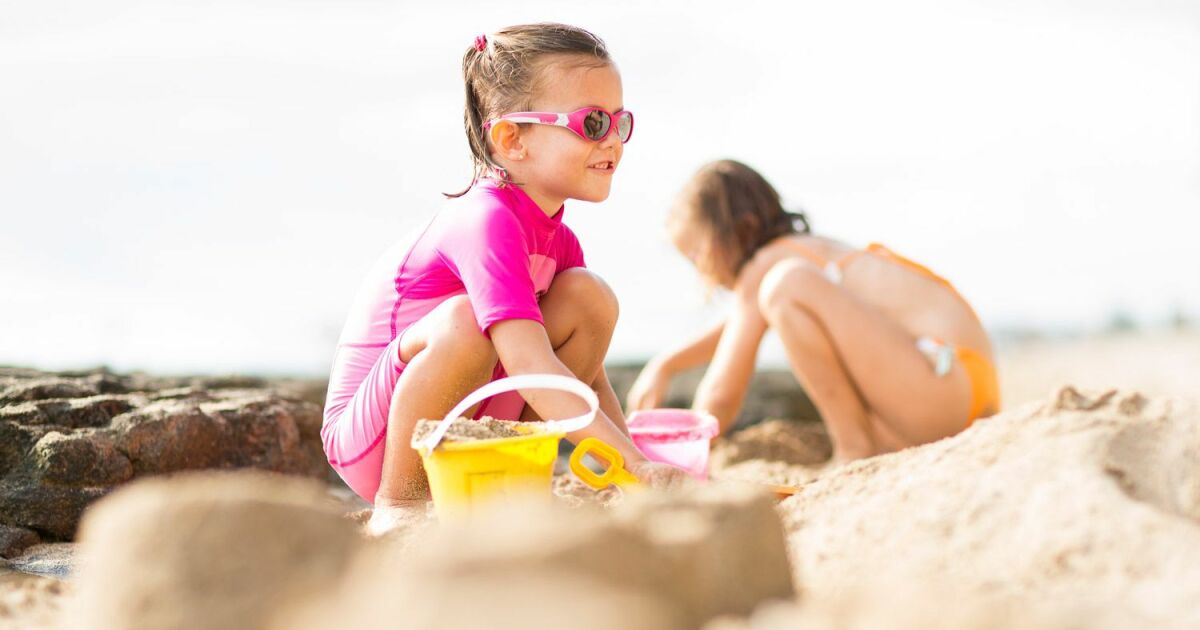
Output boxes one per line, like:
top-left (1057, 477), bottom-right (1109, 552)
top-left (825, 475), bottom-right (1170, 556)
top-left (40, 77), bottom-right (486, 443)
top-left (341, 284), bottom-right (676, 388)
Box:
top-left (781, 239), bottom-right (847, 284)
top-left (865, 243), bottom-right (954, 292)
top-left (866, 243), bottom-right (984, 323)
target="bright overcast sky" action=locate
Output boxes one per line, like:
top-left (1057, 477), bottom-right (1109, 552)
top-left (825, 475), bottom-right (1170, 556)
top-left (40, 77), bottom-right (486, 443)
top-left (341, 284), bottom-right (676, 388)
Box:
top-left (2, 0), bottom-right (1198, 375)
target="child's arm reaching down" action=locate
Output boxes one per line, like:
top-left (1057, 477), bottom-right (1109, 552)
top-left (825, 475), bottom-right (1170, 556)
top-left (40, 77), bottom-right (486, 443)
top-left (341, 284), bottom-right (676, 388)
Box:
top-left (627, 320), bottom-right (725, 411)
top-left (691, 288), bottom-right (768, 434)
top-left (490, 318), bottom-right (688, 487)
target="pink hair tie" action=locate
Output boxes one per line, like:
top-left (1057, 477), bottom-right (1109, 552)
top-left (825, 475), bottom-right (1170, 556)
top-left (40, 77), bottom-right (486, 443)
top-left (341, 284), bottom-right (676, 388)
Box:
top-left (473, 34), bottom-right (487, 52)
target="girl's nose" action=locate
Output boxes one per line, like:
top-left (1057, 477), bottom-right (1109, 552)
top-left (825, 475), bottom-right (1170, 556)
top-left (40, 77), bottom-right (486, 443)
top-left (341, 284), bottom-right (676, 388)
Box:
top-left (598, 127), bottom-right (623, 151)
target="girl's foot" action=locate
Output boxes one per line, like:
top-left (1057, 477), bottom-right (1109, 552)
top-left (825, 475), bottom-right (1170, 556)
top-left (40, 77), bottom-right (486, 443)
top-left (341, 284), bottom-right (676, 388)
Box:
top-left (365, 498), bottom-right (431, 537)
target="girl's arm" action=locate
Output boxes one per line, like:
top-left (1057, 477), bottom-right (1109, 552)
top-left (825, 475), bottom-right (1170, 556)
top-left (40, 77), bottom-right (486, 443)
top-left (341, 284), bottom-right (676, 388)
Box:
top-left (626, 320), bottom-right (725, 411)
top-left (489, 318), bottom-right (648, 465)
top-left (658, 320), bottom-right (726, 373)
top-left (691, 290), bottom-right (768, 434)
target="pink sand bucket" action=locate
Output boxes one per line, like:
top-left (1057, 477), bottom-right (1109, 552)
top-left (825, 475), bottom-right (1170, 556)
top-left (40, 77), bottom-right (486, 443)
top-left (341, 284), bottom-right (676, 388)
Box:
top-left (627, 409), bottom-right (720, 479)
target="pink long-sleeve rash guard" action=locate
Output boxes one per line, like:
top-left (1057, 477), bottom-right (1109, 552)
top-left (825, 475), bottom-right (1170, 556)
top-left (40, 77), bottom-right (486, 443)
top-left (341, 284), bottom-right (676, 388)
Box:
top-left (323, 179), bottom-right (586, 431)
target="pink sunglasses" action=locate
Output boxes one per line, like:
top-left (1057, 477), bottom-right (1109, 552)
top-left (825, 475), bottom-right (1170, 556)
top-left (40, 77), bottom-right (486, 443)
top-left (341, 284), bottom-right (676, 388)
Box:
top-left (483, 107), bottom-right (634, 144)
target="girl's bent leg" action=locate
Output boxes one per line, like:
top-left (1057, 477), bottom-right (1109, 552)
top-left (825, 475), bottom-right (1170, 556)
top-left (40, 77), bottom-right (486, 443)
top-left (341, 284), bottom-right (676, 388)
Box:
top-left (373, 296), bottom-right (499, 506)
top-left (758, 260), bottom-right (972, 449)
top-left (758, 287), bottom-right (879, 461)
top-left (519, 268), bottom-right (626, 430)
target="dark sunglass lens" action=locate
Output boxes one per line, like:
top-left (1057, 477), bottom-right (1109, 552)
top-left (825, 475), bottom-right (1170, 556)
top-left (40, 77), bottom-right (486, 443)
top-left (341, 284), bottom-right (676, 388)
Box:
top-left (616, 112), bottom-right (632, 142)
top-left (583, 109), bottom-right (610, 140)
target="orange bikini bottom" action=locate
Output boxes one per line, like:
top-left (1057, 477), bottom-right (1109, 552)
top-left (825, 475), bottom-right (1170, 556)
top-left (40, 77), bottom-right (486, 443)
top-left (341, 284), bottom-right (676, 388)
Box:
top-left (954, 345), bottom-right (1000, 424)
top-left (787, 240), bottom-right (1002, 424)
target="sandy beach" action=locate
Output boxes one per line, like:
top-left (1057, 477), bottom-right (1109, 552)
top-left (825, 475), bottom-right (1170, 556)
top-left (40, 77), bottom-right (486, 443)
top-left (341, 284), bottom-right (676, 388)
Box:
top-left (1, 329), bottom-right (1197, 629)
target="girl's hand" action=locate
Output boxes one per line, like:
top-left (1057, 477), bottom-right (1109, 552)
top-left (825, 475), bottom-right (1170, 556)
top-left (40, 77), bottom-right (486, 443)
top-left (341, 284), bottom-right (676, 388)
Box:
top-left (626, 360), bottom-right (672, 411)
top-left (627, 460), bottom-right (692, 490)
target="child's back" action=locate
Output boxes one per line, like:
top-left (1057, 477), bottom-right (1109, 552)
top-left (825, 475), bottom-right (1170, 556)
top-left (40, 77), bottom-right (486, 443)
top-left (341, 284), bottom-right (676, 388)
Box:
top-left (739, 234), bottom-right (993, 360)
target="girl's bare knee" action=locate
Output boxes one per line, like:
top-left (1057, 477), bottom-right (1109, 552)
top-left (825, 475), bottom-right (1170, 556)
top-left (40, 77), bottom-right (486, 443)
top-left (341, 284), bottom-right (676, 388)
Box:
top-left (548, 268), bottom-right (618, 328)
top-left (426, 297), bottom-right (497, 366)
top-left (757, 259), bottom-right (823, 322)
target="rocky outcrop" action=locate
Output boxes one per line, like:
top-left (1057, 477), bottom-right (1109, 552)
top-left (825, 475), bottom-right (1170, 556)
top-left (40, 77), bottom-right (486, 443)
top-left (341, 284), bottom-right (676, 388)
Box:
top-left (0, 368), bottom-right (328, 551)
top-left (0, 527), bottom-right (40, 560)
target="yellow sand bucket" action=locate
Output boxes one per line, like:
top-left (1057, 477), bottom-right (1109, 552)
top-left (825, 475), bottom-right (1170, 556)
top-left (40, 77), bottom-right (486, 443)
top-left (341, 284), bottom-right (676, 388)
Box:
top-left (413, 374), bottom-right (599, 519)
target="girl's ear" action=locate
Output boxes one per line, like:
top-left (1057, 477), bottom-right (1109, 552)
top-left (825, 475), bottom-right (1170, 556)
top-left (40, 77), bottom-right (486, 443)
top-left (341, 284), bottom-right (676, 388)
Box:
top-left (488, 120), bottom-right (527, 161)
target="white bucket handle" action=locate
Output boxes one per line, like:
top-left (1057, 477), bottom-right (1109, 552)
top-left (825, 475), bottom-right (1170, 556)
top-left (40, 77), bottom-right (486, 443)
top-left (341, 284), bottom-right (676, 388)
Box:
top-left (417, 374), bottom-right (599, 453)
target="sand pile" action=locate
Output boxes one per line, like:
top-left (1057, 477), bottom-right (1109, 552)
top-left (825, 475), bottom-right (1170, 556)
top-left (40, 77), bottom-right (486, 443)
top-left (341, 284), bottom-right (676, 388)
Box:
top-left (410, 416), bottom-right (528, 444)
top-left (710, 419), bottom-right (832, 487)
top-left (280, 483), bottom-right (794, 630)
top-left (67, 471), bottom-right (362, 630)
top-left (0, 571), bottom-right (66, 630)
top-left (552, 474), bottom-right (623, 508)
top-left (771, 386), bottom-right (1200, 627)
top-left (11, 383), bottom-right (1200, 628)
top-left (50, 469), bottom-right (790, 630)
top-left (704, 582), bottom-right (1110, 630)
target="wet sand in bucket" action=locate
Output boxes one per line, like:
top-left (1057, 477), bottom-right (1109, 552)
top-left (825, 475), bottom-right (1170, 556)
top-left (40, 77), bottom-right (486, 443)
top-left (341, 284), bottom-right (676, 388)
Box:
top-left (410, 416), bottom-right (533, 444)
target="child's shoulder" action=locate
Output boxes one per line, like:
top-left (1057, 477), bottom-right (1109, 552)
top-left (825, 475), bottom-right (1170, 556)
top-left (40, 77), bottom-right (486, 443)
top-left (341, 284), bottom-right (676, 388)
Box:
top-left (733, 234), bottom-right (843, 299)
top-left (439, 182), bottom-right (523, 227)
top-left (734, 235), bottom-right (799, 293)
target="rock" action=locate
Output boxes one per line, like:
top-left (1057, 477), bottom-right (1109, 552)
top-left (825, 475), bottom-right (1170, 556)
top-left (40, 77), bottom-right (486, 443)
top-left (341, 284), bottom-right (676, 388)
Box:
top-left (68, 471), bottom-right (361, 630)
top-left (111, 402), bottom-right (230, 474)
top-left (0, 526), bottom-right (39, 560)
top-left (0, 378), bottom-right (99, 405)
top-left (0, 484), bottom-right (107, 539)
top-left (34, 432), bottom-right (132, 486)
top-left (5, 544), bottom-right (74, 580)
top-left (0, 368), bottom-right (328, 542)
top-left (35, 396), bottom-right (136, 429)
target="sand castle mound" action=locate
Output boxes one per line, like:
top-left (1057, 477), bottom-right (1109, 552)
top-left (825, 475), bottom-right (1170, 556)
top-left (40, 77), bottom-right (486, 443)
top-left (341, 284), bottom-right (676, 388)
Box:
top-left (767, 386), bottom-right (1200, 627)
top-left (280, 484), bottom-right (794, 630)
top-left (67, 472), bottom-right (361, 630)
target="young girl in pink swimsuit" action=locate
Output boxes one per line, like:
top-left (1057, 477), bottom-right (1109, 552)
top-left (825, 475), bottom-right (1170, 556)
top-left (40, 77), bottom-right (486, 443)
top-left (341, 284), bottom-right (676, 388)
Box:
top-left (322, 23), bottom-right (685, 531)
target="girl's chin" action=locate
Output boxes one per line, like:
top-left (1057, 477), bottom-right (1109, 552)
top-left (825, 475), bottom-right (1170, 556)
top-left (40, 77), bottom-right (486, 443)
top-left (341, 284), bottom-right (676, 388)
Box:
top-left (575, 183), bottom-right (613, 203)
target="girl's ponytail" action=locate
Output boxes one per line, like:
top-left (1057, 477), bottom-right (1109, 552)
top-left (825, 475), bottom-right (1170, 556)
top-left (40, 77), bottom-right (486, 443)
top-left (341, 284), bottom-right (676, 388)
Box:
top-left (448, 45), bottom-right (500, 198)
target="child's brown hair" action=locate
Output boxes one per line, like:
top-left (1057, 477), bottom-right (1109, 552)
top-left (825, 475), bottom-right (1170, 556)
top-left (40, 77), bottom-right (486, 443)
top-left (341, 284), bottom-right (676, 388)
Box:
top-left (668, 159), bottom-right (810, 288)
top-left (448, 23), bottom-right (611, 197)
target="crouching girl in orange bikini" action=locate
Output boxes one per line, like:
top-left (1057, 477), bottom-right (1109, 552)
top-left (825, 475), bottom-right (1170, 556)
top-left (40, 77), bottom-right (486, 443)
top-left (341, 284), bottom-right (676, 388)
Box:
top-left (627, 159), bottom-right (1000, 463)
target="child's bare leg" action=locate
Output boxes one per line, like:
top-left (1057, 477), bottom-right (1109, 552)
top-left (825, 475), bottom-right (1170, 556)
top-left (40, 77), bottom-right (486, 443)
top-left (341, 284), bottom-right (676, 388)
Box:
top-left (518, 269), bottom-right (626, 431)
top-left (372, 296), bottom-right (498, 519)
top-left (758, 259), bottom-right (972, 450)
top-left (372, 270), bottom-right (622, 534)
top-left (758, 284), bottom-right (879, 461)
